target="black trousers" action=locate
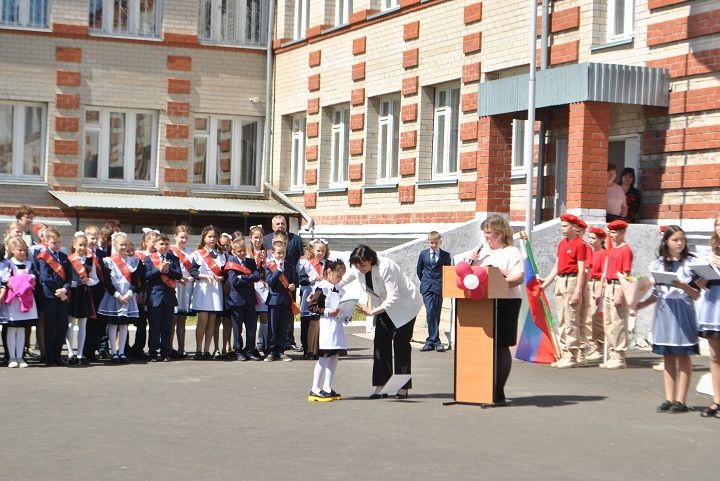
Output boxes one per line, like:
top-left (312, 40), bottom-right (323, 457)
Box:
top-left (43, 297), bottom-right (69, 364)
top-left (84, 285), bottom-right (106, 357)
top-left (148, 304), bottom-right (175, 358)
top-left (268, 305), bottom-right (291, 355)
top-left (231, 305), bottom-right (257, 354)
top-left (126, 306), bottom-right (147, 355)
top-left (372, 313), bottom-right (415, 389)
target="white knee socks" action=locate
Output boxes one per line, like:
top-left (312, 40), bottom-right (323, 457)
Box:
top-left (311, 355), bottom-right (339, 393)
top-left (312, 357), bottom-right (328, 394)
top-left (65, 318), bottom-right (88, 358)
top-left (108, 325), bottom-right (118, 355)
top-left (7, 327), bottom-right (25, 360)
top-left (118, 325), bottom-right (128, 355)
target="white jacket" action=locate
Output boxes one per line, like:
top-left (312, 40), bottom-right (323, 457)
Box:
top-left (342, 256), bottom-right (422, 328)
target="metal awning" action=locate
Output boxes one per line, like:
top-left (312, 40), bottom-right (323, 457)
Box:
top-left (49, 191), bottom-right (297, 215)
top-left (478, 62), bottom-right (670, 117)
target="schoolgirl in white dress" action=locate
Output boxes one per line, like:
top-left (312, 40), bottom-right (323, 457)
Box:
top-left (66, 233), bottom-right (100, 365)
top-left (1, 238), bottom-right (38, 368)
top-left (306, 260), bottom-right (348, 402)
top-left (697, 214), bottom-right (720, 418)
top-left (189, 225), bottom-right (226, 359)
top-left (97, 232), bottom-right (141, 363)
top-left (170, 224), bottom-right (194, 357)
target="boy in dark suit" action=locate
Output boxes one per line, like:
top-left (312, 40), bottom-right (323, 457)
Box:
top-left (264, 240), bottom-right (297, 362)
top-left (36, 227), bottom-right (73, 366)
top-left (225, 237), bottom-right (261, 361)
top-left (416, 231), bottom-right (452, 352)
top-left (143, 234), bottom-right (183, 362)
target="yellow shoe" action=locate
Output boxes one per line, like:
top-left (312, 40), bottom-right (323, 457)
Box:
top-left (307, 390), bottom-right (335, 402)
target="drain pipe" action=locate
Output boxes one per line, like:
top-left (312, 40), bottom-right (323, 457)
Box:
top-left (264, 182), bottom-right (315, 234)
top-left (535, 0), bottom-right (550, 225)
top-left (262, 0), bottom-right (276, 187)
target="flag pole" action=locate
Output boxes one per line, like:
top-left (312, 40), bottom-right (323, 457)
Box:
top-left (524, 0), bottom-right (539, 241)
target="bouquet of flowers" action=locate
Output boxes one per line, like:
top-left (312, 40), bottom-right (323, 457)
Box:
top-left (618, 273), bottom-right (654, 309)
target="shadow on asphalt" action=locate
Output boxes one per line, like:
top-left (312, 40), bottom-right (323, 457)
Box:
top-left (508, 394), bottom-right (606, 408)
top-left (342, 392), bottom-right (455, 401)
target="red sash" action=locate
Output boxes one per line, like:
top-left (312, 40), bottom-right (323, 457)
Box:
top-left (151, 253), bottom-right (176, 289)
top-left (135, 252), bottom-right (147, 261)
top-left (225, 260), bottom-right (252, 275)
top-left (170, 246), bottom-right (192, 271)
top-left (37, 250), bottom-right (67, 281)
top-left (86, 249), bottom-right (104, 281)
top-left (110, 255), bottom-right (133, 284)
top-left (68, 254), bottom-right (88, 280)
top-left (199, 248), bottom-right (222, 277)
top-left (266, 260), bottom-right (300, 316)
top-left (310, 258), bottom-right (324, 277)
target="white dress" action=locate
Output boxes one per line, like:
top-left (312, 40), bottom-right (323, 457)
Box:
top-left (190, 249), bottom-right (227, 312)
top-left (316, 280), bottom-right (348, 351)
top-left (2, 259), bottom-right (38, 325)
top-left (171, 246), bottom-right (194, 314)
top-left (97, 255), bottom-right (140, 321)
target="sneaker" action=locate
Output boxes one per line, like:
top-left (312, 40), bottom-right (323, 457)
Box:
top-left (18, 360), bottom-right (28, 368)
top-left (669, 401), bottom-right (689, 413)
top-left (656, 400), bottom-right (673, 413)
top-left (327, 390), bottom-right (342, 400)
top-left (307, 390), bottom-right (335, 402)
top-left (604, 358), bottom-right (626, 370)
top-left (278, 353), bottom-right (293, 362)
top-left (585, 350), bottom-right (603, 362)
top-left (652, 361), bottom-right (665, 372)
top-left (264, 353), bottom-right (277, 362)
top-left (8, 360), bottom-right (19, 368)
top-left (555, 357), bottom-right (577, 369)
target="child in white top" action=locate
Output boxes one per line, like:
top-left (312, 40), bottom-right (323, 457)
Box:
top-left (66, 233), bottom-right (99, 365)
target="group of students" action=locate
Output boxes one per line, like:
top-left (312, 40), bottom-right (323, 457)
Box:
top-left (540, 213), bottom-right (720, 416)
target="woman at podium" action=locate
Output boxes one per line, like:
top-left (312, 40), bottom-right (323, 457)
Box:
top-left (464, 216), bottom-right (524, 405)
top-left (344, 245), bottom-right (423, 399)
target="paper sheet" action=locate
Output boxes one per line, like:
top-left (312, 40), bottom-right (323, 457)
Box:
top-left (650, 270), bottom-right (679, 286)
top-left (335, 297), bottom-right (358, 324)
top-left (379, 374), bottom-right (412, 395)
top-left (688, 262), bottom-right (720, 281)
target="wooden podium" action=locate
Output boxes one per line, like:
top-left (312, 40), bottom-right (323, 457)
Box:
top-left (442, 266), bottom-right (512, 406)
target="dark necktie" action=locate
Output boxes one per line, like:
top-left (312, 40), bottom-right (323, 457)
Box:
top-left (431, 251), bottom-right (437, 267)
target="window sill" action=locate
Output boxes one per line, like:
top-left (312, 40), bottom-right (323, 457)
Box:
top-left (80, 182), bottom-right (159, 192)
top-left (511, 171), bottom-right (526, 180)
top-left (0, 177), bottom-right (46, 186)
top-left (283, 188), bottom-right (305, 196)
top-left (88, 31), bottom-right (162, 42)
top-left (417, 178), bottom-right (458, 187)
top-left (317, 186), bottom-right (348, 194)
top-left (0, 25), bottom-right (50, 32)
top-left (191, 186), bottom-right (263, 196)
top-left (369, 7), bottom-right (400, 21)
top-left (198, 40), bottom-right (266, 50)
top-left (590, 36), bottom-right (634, 52)
top-left (363, 182), bottom-right (399, 191)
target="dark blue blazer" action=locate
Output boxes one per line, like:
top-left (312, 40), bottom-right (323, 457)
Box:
top-left (263, 232), bottom-right (304, 273)
top-left (37, 249), bottom-right (72, 299)
top-left (265, 259), bottom-right (297, 307)
top-left (225, 256), bottom-right (261, 308)
top-left (143, 252), bottom-right (183, 308)
top-left (416, 248), bottom-right (452, 295)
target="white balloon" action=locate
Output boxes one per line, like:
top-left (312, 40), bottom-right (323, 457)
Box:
top-left (463, 274), bottom-right (479, 290)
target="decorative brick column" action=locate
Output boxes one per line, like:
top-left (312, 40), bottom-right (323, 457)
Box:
top-left (349, 35), bottom-right (367, 207)
top-left (476, 114), bottom-right (513, 217)
top-left (398, 20), bottom-right (421, 205)
top-left (164, 55), bottom-right (193, 196)
top-left (304, 48), bottom-right (322, 210)
top-left (52, 47), bottom-right (83, 191)
top-left (567, 101), bottom-right (610, 221)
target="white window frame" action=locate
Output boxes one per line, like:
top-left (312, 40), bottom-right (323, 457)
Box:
top-left (330, 107), bottom-right (350, 186)
top-left (511, 119), bottom-right (527, 176)
top-left (82, 108), bottom-right (158, 184)
top-left (335, 0), bottom-right (351, 26)
top-left (607, 0), bottom-right (634, 41)
top-left (290, 114), bottom-right (306, 190)
top-left (192, 115), bottom-right (262, 190)
top-left (0, 0), bottom-right (49, 28)
top-left (88, 0), bottom-right (163, 38)
top-left (0, 101), bottom-right (46, 180)
top-left (381, 0), bottom-right (399, 11)
top-left (377, 98), bottom-right (400, 182)
top-left (608, 134), bottom-right (641, 183)
top-left (294, 0), bottom-right (309, 39)
top-left (198, 0), bottom-right (267, 47)
top-left (432, 86), bottom-right (460, 179)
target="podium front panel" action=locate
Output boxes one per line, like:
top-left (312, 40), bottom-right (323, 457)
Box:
top-left (455, 298), bottom-right (494, 404)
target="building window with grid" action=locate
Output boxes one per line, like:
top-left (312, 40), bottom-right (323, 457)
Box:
top-left (88, 0), bottom-right (162, 37)
top-left (192, 116), bottom-right (261, 189)
top-left (377, 98), bottom-right (400, 182)
top-left (198, 0), bottom-right (268, 47)
top-left (335, 0), bottom-right (351, 26)
top-left (294, 0), bottom-right (309, 40)
top-left (330, 107), bottom-right (349, 185)
top-left (381, 0), bottom-right (398, 11)
top-left (83, 108), bottom-right (157, 183)
top-left (511, 119), bottom-right (527, 176)
top-left (607, 0), bottom-right (633, 41)
top-left (432, 86), bottom-right (460, 179)
top-left (0, 102), bottom-right (45, 180)
top-left (290, 115), bottom-right (306, 190)
top-left (0, 0), bottom-right (48, 28)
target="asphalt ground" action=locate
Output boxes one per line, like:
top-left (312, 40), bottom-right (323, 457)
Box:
top-left (1, 326), bottom-right (718, 481)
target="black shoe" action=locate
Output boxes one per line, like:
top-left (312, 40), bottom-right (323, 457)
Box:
top-left (119, 354), bottom-right (129, 364)
top-left (656, 400), bottom-right (673, 413)
top-left (278, 353), bottom-right (293, 362)
top-left (308, 390), bottom-right (334, 402)
top-left (98, 349), bottom-right (109, 360)
top-left (68, 355), bottom-right (79, 365)
top-left (264, 353), bottom-right (277, 362)
top-left (111, 354), bottom-right (120, 364)
top-left (236, 352), bottom-right (247, 361)
top-left (86, 354), bottom-right (99, 363)
top-left (58, 358), bottom-right (70, 366)
top-left (193, 352), bottom-right (203, 360)
top-left (420, 345), bottom-right (434, 352)
top-left (435, 344), bottom-right (446, 352)
top-left (395, 389), bottom-right (409, 399)
top-left (203, 351), bottom-right (212, 360)
top-left (148, 354), bottom-right (159, 362)
top-left (669, 401), bottom-right (689, 413)
top-left (701, 403), bottom-right (720, 418)
top-left (327, 390), bottom-right (342, 400)
top-left (286, 343), bottom-right (302, 352)
top-left (246, 351), bottom-right (261, 361)
top-left (162, 357), bottom-right (171, 362)
top-left (369, 393), bottom-right (389, 400)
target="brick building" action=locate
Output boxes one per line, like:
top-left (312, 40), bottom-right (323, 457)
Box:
top-left (1, 1), bottom-right (719, 241)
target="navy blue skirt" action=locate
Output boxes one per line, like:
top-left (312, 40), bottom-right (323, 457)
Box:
top-left (652, 344), bottom-right (699, 356)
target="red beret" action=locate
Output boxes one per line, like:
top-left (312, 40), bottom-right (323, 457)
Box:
top-left (575, 218), bottom-right (587, 229)
top-left (607, 220), bottom-right (628, 230)
top-left (560, 213), bottom-right (579, 225)
top-left (589, 227), bottom-right (606, 238)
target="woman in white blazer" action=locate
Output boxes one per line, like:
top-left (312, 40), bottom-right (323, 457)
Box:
top-left (345, 245), bottom-right (423, 399)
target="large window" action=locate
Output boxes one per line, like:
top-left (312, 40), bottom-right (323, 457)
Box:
top-left (0, 0), bottom-right (48, 28)
top-left (0, 102), bottom-right (45, 179)
top-left (381, 0), bottom-right (398, 11)
top-left (377, 98), bottom-right (400, 182)
top-left (607, 0), bottom-right (633, 40)
top-left (88, 0), bottom-right (162, 37)
top-left (432, 86), bottom-right (460, 178)
top-left (199, 0), bottom-right (267, 47)
top-left (293, 0), bottom-right (309, 40)
top-left (290, 115), bottom-right (306, 189)
top-left (193, 115), bottom-right (261, 189)
top-left (83, 108), bottom-right (157, 183)
top-left (335, 0), bottom-right (351, 26)
top-left (330, 108), bottom-right (349, 185)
